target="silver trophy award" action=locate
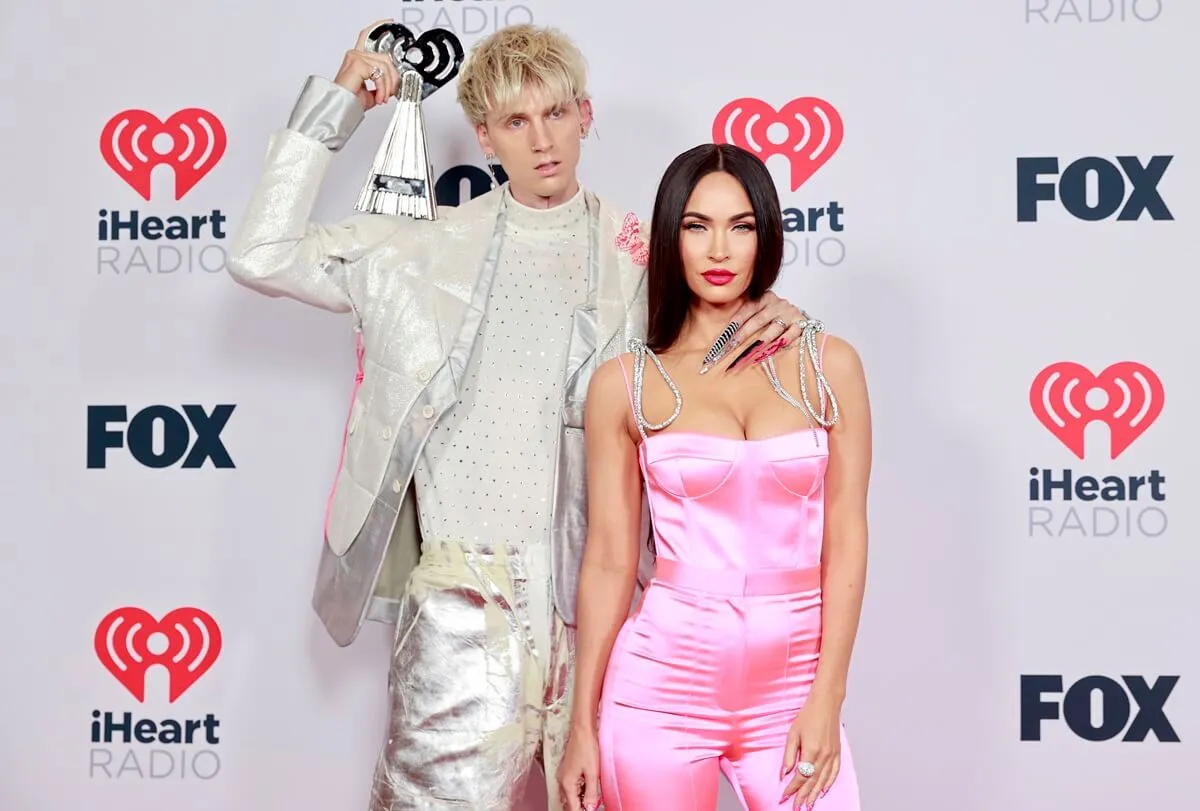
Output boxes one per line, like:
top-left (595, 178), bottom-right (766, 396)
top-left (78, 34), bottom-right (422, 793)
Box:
top-left (354, 23), bottom-right (464, 219)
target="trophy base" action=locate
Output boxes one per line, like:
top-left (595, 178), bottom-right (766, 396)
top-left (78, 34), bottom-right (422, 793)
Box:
top-left (355, 175), bottom-right (437, 219)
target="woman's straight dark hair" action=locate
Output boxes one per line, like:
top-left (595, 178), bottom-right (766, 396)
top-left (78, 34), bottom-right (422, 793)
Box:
top-left (644, 143), bottom-right (784, 352)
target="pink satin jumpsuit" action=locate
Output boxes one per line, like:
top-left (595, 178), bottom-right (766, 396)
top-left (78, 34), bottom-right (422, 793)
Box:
top-left (596, 355), bottom-right (860, 810)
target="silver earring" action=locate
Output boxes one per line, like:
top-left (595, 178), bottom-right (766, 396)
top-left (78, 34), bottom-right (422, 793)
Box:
top-left (483, 152), bottom-right (500, 189)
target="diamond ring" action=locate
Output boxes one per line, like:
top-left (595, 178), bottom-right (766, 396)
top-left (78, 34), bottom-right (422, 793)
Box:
top-left (798, 761), bottom-right (816, 778)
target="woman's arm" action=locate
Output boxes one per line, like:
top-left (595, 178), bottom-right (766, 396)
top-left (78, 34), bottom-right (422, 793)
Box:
top-left (809, 335), bottom-right (872, 707)
top-left (568, 358), bottom-right (645, 736)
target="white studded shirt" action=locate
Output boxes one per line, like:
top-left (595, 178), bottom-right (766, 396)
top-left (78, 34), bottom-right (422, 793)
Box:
top-left (411, 185), bottom-right (589, 637)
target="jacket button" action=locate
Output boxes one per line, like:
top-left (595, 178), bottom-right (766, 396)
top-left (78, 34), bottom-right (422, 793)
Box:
top-left (381, 427), bottom-right (392, 439)
top-left (392, 479), bottom-right (402, 493)
top-left (418, 368), bottom-right (432, 383)
top-left (421, 405), bottom-right (435, 419)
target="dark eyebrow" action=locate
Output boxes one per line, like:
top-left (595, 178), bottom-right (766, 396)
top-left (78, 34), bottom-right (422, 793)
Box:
top-left (503, 103), bottom-right (565, 122)
top-left (682, 210), bottom-right (756, 221)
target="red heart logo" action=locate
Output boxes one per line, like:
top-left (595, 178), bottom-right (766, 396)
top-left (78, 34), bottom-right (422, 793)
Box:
top-left (713, 97), bottom-right (843, 191)
top-left (100, 109), bottom-right (227, 201)
top-left (1030, 362), bottom-right (1164, 460)
top-left (94, 606), bottom-right (222, 703)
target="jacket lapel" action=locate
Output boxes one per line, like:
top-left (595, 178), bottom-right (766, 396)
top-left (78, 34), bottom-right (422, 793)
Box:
top-left (596, 196), bottom-right (649, 363)
top-left (559, 193), bottom-right (648, 415)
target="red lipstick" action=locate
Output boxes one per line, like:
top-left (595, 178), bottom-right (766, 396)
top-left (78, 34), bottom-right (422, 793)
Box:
top-left (702, 269), bottom-right (735, 286)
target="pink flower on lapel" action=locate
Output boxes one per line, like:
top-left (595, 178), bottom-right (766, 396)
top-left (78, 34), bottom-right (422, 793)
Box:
top-left (615, 212), bottom-right (649, 266)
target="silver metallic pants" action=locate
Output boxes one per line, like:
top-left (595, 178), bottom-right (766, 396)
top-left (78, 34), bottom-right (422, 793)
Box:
top-left (369, 539), bottom-right (573, 811)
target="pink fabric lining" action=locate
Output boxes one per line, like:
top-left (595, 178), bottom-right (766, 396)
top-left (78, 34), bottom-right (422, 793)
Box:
top-left (323, 331), bottom-right (366, 541)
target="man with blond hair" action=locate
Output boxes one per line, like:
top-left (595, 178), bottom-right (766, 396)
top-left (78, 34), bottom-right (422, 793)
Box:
top-left (227, 19), bottom-right (809, 810)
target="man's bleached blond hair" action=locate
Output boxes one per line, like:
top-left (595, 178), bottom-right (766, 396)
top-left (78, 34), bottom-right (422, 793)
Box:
top-left (456, 25), bottom-right (589, 126)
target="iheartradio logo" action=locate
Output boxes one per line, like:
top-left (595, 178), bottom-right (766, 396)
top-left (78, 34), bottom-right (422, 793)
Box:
top-left (94, 606), bottom-right (222, 703)
top-left (1030, 362), bottom-right (1164, 460)
top-left (100, 109), bottom-right (227, 201)
top-left (713, 97), bottom-right (843, 191)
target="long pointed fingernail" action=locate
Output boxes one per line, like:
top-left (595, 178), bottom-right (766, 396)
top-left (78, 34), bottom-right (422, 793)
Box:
top-left (699, 322), bottom-right (740, 372)
top-left (752, 337), bottom-right (787, 365)
top-left (725, 340), bottom-right (762, 372)
top-left (700, 342), bottom-right (735, 374)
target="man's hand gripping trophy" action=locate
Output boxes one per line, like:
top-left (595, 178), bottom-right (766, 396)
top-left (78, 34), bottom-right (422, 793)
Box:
top-left (334, 19), bottom-right (404, 111)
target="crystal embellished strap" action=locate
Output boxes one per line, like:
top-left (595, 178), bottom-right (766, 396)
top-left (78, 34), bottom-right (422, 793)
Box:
top-left (764, 318), bottom-right (839, 434)
top-left (627, 338), bottom-right (682, 439)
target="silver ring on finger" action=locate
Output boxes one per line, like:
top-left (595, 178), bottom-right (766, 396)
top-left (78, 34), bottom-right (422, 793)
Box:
top-left (797, 761), bottom-right (816, 778)
top-left (771, 317), bottom-right (787, 329)
top-left (369, 66), bottom-right (383, 81)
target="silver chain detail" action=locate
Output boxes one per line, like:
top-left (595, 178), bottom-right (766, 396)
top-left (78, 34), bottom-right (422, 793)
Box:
top-left (630, 318), bottom-right (837, 442)
top-left (628, 338), bottom-right (682, 438)
top-left (764, 318), bottom-right (839, 438)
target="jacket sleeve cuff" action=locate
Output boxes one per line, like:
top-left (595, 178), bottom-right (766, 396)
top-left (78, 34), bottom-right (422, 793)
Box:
top-left (286, 75), bottom-right (365, 152)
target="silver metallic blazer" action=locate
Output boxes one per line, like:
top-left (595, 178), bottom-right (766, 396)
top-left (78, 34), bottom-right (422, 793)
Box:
top-left (226, 77), bottom-right (651, 647)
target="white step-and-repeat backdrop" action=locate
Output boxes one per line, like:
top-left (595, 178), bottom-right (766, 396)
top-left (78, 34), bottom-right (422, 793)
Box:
top-left (1, 1), bottom-right (1194, 809)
